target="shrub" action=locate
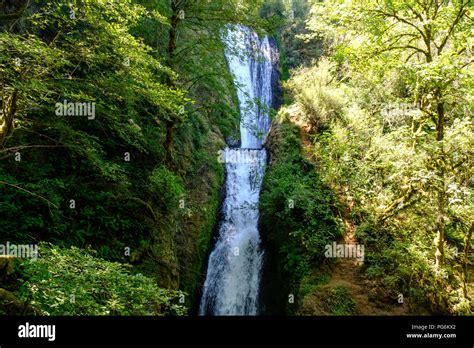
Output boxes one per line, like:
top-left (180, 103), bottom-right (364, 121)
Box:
top-left (149, 165), bottom-right (185, 212)
top-left (326, 286), bottom-right (357, 315)
top-left (260, 118), bottom-right (342, 287)
top-left (15, 243), bottom-right (187, 316)
top-left (286, 59), bottom-right (346, 131)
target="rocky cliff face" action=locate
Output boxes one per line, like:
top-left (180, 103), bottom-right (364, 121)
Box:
top-left (258, 37), bottom-right (287, 315)
top-left (269, 37), bottom-right (284, 111)
top-left (259, 120), bottom-right (292, 315)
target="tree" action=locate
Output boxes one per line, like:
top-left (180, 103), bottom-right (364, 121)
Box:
top-left (133, 0), bottom-right (264, 165)
top-left (360, 0), bottom-right (472, 269)
top-left (309, 0), bottom-right (472, 269)
top-left (293, 0), bottom-right (472, 312)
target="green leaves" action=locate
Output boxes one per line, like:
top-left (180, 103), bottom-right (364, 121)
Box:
top-left (325, 286), bottom-right (357, 315)
top-left (260, 118), bottom-right (342, 284)
top-left (286, 0), bottom-right (473, 314)
top-left (0, 0), bottom-right (191, 248)
top-left (149, 165), bottom-right (185, 213)
top-left (0, 0), bottom-right (281, 315)
top-left (16, 243), bottom-right (187, 316)
top-left (286, 59), bottom-right (345, 132)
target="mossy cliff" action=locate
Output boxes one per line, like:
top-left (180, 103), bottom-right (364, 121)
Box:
top-left (259, 112), bottom-right (342, 315)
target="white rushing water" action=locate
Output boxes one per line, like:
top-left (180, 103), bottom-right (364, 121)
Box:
top-left (199, 26), bottom-right (274, 315)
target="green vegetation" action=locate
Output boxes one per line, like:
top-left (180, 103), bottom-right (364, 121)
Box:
top-left (0, 0), bottom-right (265, 314)
top-left (326, 286), bottom-right (357, 316)
top-left (276, 0), bottom-right (473, 315)
top-left (259, 116), bottom-right (342, 314)
top-left (261, 118), bottom-right (342, 276)
top-left (0, 0), bottom-right (472, 317)
top-left (299, 272), bottom-right (331, 296)
top-left (15, 243), bottom-right (186, 315)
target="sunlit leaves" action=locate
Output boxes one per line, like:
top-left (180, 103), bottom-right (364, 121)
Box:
top-left (16, 243), bottom-right (187, 315)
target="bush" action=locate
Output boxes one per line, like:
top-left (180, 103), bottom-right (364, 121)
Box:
top-left (15, 243), bottom-right (187, 316)
top-left (149, 165), bottom-right (185, 212)
top-left (326, 286), bottom-right (357, 315)
top-left (286, 59), bottom-right (346, 131)
top-left (260, 117), bottom-right (342, 289)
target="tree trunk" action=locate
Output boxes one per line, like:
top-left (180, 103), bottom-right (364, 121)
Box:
top-left (0, 90), bottom-right (19, 146)
top-left (164, 120), bottom-right (175, 165)
top-left (168, 1), bottom-right (181, 61)
top-left (434, 96), bottom-right (445, 269)
top-left (462, 223), bottom-right (473, 298)
top-left (163, 1), bottom-right (183, 165)
top-left (435, 182), bottom-right (445, 269)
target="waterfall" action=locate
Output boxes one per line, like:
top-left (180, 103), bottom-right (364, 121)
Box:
top-left (199, 25), bottom-right (275, 316)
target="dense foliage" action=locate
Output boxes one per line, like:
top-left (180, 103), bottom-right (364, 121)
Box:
top-left (0, 0), bottom-right (264, 314)
top-left (0, 0), bottom-right (471, 317)
top-left (282, 0), bottom-right (473, 314)
top-left (15, 243), bottom-right (186, 315)
top-left (260, 117), bottom-right (342, 314)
